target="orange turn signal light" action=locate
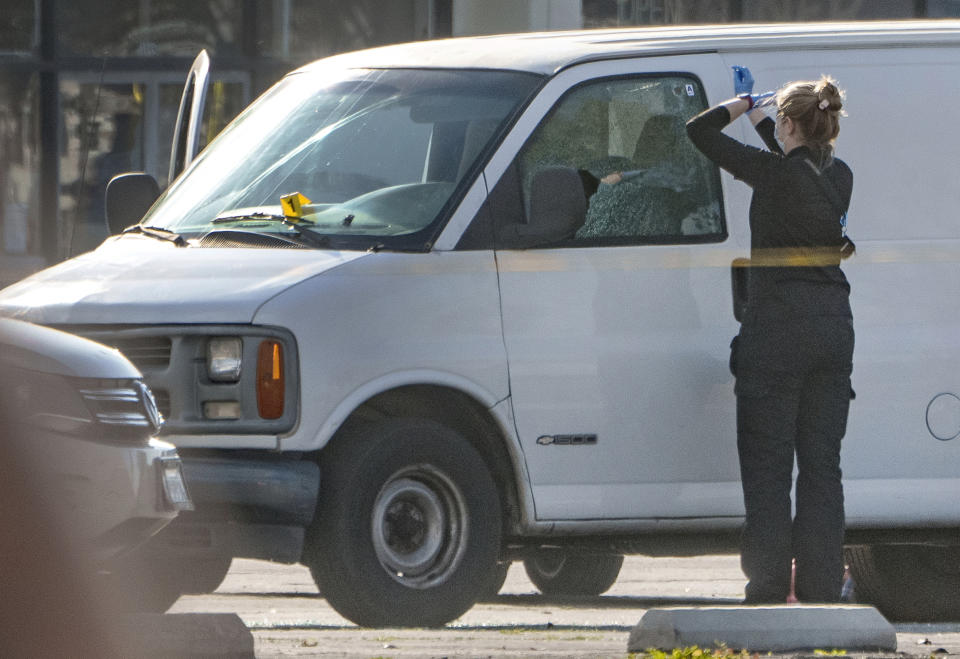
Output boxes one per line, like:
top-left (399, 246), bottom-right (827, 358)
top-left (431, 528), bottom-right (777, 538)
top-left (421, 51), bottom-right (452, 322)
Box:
top-left (257, 340), bottom-right (284, 419)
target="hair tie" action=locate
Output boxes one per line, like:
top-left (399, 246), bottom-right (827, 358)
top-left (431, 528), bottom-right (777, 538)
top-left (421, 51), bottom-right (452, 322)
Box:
top-left (818, 99), bottom-right (829, 110)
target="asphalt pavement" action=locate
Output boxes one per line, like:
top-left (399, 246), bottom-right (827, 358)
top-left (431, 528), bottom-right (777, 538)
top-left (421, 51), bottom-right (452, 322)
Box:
top-left (165, 555), bottom-right (960, 658)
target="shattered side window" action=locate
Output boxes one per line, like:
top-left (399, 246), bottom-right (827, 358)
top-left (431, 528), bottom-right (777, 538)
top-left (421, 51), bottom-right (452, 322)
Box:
top-left (515, 75), bottom-right (725, 246)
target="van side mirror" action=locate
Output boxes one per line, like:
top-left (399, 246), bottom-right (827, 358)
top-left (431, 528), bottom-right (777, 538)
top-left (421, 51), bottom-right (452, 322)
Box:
top-left (105, 172), bottom-right (160, 235)
top-left (498, 166), bottom-right (587, 248)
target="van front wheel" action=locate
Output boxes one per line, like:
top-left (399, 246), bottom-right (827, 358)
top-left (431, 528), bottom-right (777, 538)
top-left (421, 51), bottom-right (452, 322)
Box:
top-left (304, 419), bottom-right (502, 627)
top-left (524, 549), bottom-right (623, 596)
top-left (845, 544), bottom-right (960, 621)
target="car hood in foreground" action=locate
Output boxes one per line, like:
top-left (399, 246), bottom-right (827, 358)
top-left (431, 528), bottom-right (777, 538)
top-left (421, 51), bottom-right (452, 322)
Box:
top-left (0, 317), bottom-right (139, 378)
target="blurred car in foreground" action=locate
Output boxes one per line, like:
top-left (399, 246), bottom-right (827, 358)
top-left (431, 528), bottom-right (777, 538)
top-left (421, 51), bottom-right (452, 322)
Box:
top-left (0, 317), bottom-right (191, 565)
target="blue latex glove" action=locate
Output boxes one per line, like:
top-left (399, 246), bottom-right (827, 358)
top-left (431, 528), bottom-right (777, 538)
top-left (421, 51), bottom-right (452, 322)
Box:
top-left (732, 65), bottom-right (754, 95)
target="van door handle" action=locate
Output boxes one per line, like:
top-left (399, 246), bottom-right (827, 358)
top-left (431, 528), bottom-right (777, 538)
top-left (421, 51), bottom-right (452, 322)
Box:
top-left (731, 258), bottom-right (750, 322)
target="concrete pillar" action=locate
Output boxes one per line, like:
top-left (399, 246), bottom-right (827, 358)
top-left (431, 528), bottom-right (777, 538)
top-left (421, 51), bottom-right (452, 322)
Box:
top-left (452, 0), bottom-right (581, 36)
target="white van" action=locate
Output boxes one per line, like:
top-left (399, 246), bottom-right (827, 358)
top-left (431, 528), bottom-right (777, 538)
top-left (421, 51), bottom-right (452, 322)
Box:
top-left (1, 21), bottom-right (958, 625)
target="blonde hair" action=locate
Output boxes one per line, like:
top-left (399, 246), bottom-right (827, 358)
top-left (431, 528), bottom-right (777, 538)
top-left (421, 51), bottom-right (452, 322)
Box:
top-left (776, 75), bottom-right (845, 162)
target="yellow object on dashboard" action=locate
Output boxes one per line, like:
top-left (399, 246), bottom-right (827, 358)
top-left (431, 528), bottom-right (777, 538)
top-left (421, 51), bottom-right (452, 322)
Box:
top-left (280, 192), bottom-right (311, 221)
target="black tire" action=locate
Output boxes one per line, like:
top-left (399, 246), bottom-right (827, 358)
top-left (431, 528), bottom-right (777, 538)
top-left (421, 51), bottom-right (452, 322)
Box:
top-left (479, 561), bottom-right (512, 601)
top-left (100, 552), bottom-right (232, 612)
top-left (845, 544), bottom-right (960, 622)
top-left (523, 549), bottom-right (623, 596)
top-left (304, 419), bottom-right (502, 627)
top-left (99, 555), bottom-right (184, 614)
top-left (179, 555), bottom-right (233, 594)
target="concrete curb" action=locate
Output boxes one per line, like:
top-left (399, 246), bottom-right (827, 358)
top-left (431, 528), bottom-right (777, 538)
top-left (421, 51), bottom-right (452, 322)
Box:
top-left (115, 613), bottom-right (255, 658)
top-left (628, 605), bottom-right (897, 653)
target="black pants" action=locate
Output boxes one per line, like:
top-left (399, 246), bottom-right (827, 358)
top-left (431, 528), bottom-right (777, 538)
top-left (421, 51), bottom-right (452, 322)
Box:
top-left (734, 314), bottom-right (854, 603)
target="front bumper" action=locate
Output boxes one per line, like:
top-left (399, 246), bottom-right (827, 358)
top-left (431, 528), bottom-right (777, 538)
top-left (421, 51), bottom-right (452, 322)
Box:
top-left (139, 452), bottom-right (320, 563)
top-left (180, 454), bottom-right (319, 526)
top-left (23, 433), bottom-right (190, 564)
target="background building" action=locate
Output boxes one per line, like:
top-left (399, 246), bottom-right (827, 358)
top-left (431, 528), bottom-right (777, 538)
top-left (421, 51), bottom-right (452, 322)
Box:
top-left (2, 0), bottom-right (958, 285)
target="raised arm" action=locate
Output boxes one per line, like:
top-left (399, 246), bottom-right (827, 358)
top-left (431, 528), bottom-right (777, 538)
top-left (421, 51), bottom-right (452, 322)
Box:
top-left (753, 114), bottom-right (783, 155)
top-left (685, 97), bottom-right (776, 186)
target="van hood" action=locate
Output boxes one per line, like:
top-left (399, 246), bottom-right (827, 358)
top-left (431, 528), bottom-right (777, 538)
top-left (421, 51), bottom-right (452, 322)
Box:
top-left (0, 237), bottom-right (367, 325)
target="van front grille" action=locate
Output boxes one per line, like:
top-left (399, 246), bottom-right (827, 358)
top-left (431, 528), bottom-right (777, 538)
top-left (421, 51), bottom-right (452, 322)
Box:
top-left (46, 324), bottom-right (298, 436)
top-left (54, 327), bottom-right (172, 371)
top-left (110, 336), bottom-right (172, 370)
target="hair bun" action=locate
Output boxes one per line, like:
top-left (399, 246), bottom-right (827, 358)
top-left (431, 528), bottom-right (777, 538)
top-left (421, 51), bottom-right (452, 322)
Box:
top-left (778, 75), bottom-right (843, 151)
top-left (815, 75), bottom-right (843, 112)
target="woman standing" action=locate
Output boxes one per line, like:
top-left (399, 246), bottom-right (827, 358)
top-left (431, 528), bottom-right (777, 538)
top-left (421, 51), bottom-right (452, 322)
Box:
top-left (686, 68), bottom-right (854, 603)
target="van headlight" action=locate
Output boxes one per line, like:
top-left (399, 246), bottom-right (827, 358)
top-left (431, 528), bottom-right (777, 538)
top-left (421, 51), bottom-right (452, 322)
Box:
top-left (66, 325), bottom-right (298, 433)
top-left (206, 336), bottom-right (243, 382)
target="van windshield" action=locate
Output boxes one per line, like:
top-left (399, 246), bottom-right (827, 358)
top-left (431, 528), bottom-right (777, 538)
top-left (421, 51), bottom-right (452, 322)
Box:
top-left (141, 68), bottom-right (541, 251)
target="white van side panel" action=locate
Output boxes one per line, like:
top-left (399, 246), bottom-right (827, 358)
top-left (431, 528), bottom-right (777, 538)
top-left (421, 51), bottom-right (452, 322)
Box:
top-left (252, 250), bottom-right (511, 453)
top-left (726, 47), bottom-right (960, 526)
top-left (478, 47), bottom-right (959, 526)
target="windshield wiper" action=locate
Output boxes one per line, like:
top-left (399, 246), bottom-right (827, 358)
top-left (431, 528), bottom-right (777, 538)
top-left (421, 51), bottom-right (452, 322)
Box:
top-left (122, 225), bottom-right (187, 247)
top-left (212, 211), bottom-right (316, 226)
top-left (212, 212), bottom-right (330, 248)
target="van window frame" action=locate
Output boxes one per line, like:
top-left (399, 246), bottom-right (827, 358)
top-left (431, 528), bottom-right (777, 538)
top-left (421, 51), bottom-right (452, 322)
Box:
top-left (459, 71), bottom-right (727, 251)
top-left (416, 68), bottom-right (547, 251)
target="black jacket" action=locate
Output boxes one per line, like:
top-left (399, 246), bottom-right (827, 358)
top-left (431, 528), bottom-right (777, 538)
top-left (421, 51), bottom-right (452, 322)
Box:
top-left (686, 105), bottom-right (853, 320)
